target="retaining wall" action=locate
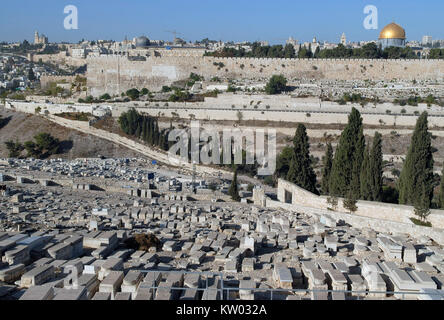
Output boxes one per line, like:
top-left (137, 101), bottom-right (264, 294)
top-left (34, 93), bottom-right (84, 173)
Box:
top-left (276, 178), bottom-right (444, 230)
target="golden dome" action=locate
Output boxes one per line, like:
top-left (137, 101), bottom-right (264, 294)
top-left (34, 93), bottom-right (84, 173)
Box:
top-left (379, 22), bottom-right (406, 39)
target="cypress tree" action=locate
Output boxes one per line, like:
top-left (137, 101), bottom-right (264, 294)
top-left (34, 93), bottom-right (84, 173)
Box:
top-left (141, 117), bottom-right (147, 142)
top-left (360, 145), bottom-right (372, 200)
top-left (343, 189), bottom-right (358, 213)
top-left (228, 167), bottom-right (241, 202)
top-left (329, 108), bottom-right (365, 198)
top-left (398, 112), bottom-right (434, 207)
top-left (147, 118), bottom-right (153, 145)
top-left (369, 132), bottom-right (383, 201)
top-left (135, 117), bottom-right (141, 138)
top-left (286, 124), bottom-right (318, 195)
top-left (321, 143), bottom-right (333, 195)
top-left (154, 119), bottom-right (160, 146)
top-left (414, 181), bottom-right (432, 222)
top-left (439, 167), bottom-right (444, 209)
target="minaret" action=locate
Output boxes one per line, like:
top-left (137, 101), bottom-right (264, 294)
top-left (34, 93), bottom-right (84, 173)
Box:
top-left (341, 33), bottom-right (347, 46)
top-left (34, 31), bottom-right (39, 44)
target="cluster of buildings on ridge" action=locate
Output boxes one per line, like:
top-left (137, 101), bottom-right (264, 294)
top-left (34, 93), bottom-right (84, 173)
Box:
top-left (14, 22), bottom-right (443, 61)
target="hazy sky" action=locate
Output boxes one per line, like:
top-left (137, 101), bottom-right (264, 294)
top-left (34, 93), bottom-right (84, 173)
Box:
top-left (0, 0), bottom-right (442, 44)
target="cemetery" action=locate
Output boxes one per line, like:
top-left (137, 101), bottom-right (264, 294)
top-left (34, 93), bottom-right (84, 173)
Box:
top-left (0, 157), bottom-right (444, 300)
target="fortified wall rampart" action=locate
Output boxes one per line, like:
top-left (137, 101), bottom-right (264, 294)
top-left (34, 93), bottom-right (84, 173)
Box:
top-left (87, 55), bottom-right (444, 96)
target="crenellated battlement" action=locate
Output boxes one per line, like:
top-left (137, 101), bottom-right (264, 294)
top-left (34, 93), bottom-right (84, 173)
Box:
top-left (86, 54), bottom-right (444, 96)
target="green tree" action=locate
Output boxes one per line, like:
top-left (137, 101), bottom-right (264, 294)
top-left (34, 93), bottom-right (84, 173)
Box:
top-left (126, 88), bottom-right (140, 100)
top-left (439, 167), bottom-right (444, 209)
top-left (321, 143), bottom-right (333, 195)
top-left (398, 112), bottom-right (434, 207)
top-left (283, 44), bottom-right (296, 58)
top-left (228, 167), bottom-right (241, 201)
top-left (265, 75), bottom-right (287, 95)
top-left (360, 145), bottom-right (372, 200)
top-left (276, 146), bottom-right (294, 179)
top-left (369, 132), bottom-right (383, 201)
top-left (24, 140), bottom-right (40, 158)
top-left (28, 66), bottom-right (36, 81)
top-left (414, 183), bottom-right (432, 222)
top-left (100, 93), bottom-right (111, 100)
top-left (286, 124), bottom-right (319, 195)
top-left (329, 108), bottom-right (365, 198)
top-left (343, 190), bottom-right (358, 213)
top-left (5, 140), bottom-right (24, 158)
top-left (24, 132), bottom-right (60, 159)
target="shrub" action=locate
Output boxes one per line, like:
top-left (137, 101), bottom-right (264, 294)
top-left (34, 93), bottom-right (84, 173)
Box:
top-left (265, 75), bottom-right (287, 95)
top-left (161, 86), bottom-right (172, 92)
top-left (410, 218), bottom-right (432, 227)
top-left (124, 233), bottom-right (161, 251)
top-left (263, 176), bottom-right (274, 186)
top-left (126, 88), bottom-right (140, 100)
top-left (100, 93), bottom-right (111, 100)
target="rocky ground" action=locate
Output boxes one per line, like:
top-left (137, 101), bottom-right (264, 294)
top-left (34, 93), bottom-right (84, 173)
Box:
top-left (0, 108), bottom-right (145, 160)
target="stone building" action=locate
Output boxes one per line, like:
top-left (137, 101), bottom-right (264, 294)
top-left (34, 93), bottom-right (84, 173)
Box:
top-left (34, 31), bottom-right (48, 45)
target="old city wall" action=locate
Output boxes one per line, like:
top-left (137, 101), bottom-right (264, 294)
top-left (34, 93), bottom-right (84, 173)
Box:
top-left (87, 55), bottom-right (444, 96)
top-left (275, 178), bottom-right (444, 231)
top-left (31, 52), bottom-right (86, 67)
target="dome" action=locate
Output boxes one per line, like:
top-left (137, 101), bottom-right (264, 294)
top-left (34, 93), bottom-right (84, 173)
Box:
top-left (135, 36), bottom-right (150, 48)
top-left (379, 22), bottom-right (406, 40)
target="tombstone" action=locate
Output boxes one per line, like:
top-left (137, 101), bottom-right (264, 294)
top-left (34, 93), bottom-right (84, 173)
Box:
top-left (403, 243), bottom-right (417, 264)
top-left (19, 286), bottom-right (54, 300)
top-left (240, 237), bottom-right (255, 254)
top-left (99, 271), bottom-right (125, 300)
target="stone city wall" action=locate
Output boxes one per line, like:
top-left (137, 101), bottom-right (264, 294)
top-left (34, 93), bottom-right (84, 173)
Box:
top-left (87, 55), bottom-right (444, 96)
top-left (276, 178), bottom-right (444, 229)
top-left (31, 52), bottom-right (86, 67)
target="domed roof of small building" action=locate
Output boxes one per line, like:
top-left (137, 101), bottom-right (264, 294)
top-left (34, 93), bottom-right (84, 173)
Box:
top-left (379, 22), bottom-right (406, 40)
top-left (135, 36), bottom-right (150, 48)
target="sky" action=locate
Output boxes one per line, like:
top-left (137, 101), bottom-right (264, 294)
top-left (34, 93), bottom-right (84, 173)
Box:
top-left (0, 0), bottom-right (443, 44)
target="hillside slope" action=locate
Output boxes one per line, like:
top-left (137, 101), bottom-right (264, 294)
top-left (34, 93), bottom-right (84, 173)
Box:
top-left (0, 108), bottom-right (145, 159)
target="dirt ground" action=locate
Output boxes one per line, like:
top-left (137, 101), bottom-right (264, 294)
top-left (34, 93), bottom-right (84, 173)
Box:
top-left (0, 108), bottom-right (145, 160)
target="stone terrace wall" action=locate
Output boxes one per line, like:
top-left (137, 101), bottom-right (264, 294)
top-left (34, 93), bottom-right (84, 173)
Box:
top-left (277, 178), bottom-right (444, 229)
top-left (111, 105), bottom-right (444, 128)
top-left (266, 198), bottom-right (444, 245)
top-left (4, 101), bottom-right (110, 117)
top-left (87, 55), bottom-right (444, 96)
top-left (5, 99), bottom-right (444, 130)
top-left (40, 75), bottom-right (77, 89)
